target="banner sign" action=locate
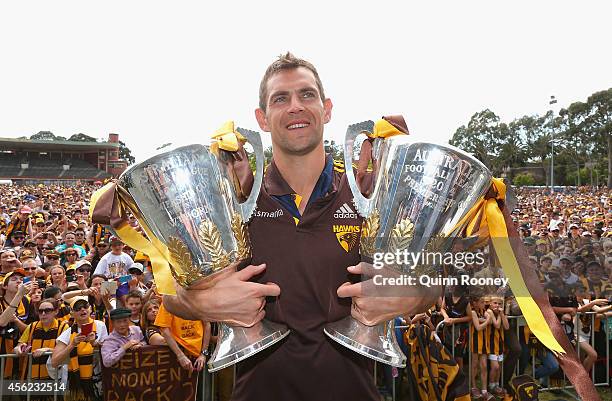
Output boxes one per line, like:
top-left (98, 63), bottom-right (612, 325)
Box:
top-left (103, 346), bottom-right (198, 401)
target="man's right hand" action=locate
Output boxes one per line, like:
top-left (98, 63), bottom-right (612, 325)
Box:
top-left (163, 262), bottom-right (280, 327)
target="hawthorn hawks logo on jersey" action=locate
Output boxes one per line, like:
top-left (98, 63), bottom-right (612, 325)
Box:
top-left (332, 225), bottom-right (360, 252)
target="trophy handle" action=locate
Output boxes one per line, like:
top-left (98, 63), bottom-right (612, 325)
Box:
top-left (235, 127), bottom-right (264, 222)
top-left (344, 120), bottom-right (376, 218)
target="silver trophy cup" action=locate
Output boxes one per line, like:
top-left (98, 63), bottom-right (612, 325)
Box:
top-left (324, 121), bottom-right (492, 367)
top-left (118, 128), bottom-right (290, 372)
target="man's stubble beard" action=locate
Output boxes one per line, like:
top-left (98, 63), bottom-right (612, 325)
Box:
top-left (274, 130), bottom-right (324, 157)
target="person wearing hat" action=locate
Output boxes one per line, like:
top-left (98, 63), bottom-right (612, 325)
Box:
top-left (93, 237), bottom-right (134, 280)
top-left (568, 223), bottom-right (584, 250)
top-left (522, 236), bottom-right (536, 256)
top-left (127, 262), bottom-right (151, 299)
top-left (22, 238), bottom-right (43, 267)
top-left (51, 296), bottom-right (108, 401)
top-left (100, 308), bottom-right (145, 367)
top-left (4, 206), bottom-right (33, 247)
top-left (558, 255), bottom-right (580, 286)
top-left (62, 247), bottom-right (81, 271)
top-left (74, 259), bottom-right (93, 289)
top-left (0, 269), bottom-right (33, 378)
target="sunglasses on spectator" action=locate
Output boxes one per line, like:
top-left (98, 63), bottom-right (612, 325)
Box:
top-left (129, 270), bottom-right (143, 275)
top-left (77, 268), bottom-right (91, 273)
top-left (23, 267), bottom-right (37, 271)
top-left (39, 308), bottom-right (56, 314)
top-left (72, 304), bottom-right (88, 312)
top-left (13, 237), bottom-right (24, 240)
top-left (47, 255), bottom-right (60, 259)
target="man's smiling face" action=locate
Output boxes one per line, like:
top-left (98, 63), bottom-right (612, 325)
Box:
top-left (256, 67), bottom-right (332, 157)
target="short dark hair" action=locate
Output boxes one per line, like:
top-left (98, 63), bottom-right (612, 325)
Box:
top-left (258, 52), bottom-right (325, 111)
top-left (126, 290), bottom-right (143, 303)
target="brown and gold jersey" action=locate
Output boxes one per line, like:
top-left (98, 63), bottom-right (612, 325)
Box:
top-left (232, 155), bottom-right (379, 401)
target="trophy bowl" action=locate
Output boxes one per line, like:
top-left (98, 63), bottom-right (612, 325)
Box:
top-left (324, 121), bottom-right (492, 367)
top-left (117, 128), bottom-right (290, 372)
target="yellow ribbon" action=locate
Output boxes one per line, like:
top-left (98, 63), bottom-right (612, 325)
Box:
top-left (89, 182), bottom-right (176, 295)
top-left (210, 120), bottom-right (245, 155)
top-left (367, 119), bottom-right (406, 139)
top-left (454, 178), bottom-right (565, 355)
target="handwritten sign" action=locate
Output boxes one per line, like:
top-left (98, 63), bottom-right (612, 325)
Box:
top-left (103, 346), bottom-right (198, 401)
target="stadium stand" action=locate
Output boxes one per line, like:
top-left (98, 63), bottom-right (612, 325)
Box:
top-left (0, 133), bottom-right (126, 183)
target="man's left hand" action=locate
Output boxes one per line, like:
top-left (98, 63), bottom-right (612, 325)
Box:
top-left (337, 262), bottom-right (440, 326)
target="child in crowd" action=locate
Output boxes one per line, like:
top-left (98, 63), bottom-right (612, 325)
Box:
top-left (125, 290), bottom-right (143, 326)
top-left (470, 295), bottom-right (491, 399)
top-left (486, 296), bottom-right (508, 397)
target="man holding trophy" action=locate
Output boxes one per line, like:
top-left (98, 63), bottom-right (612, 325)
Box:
top-left (162, 53), bottom-right (438, 400)
top-left (92, 51), bottom-right (600, 401)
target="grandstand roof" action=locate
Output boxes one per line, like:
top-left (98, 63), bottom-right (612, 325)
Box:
top-left (0, 137), bottom-right (119, 151)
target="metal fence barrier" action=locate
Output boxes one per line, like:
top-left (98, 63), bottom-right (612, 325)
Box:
top-left (1, 313), bottom-right (609, 401)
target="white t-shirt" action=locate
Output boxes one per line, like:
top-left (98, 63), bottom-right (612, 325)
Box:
top-left (56, 320), bottom-right (109, 345)
top-left (56, 320), bottom-right (108, 385)
top-left (94, 252), bottom-right (134, 279)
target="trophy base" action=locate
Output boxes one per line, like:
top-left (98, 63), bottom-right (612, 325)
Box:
top-left (208, 319), bottom-right (290, 372)
top-left (324, 316), bottom-right (406, 368)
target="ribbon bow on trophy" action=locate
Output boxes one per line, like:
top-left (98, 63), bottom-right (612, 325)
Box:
top-left (89, 179), bottom-right (177, 295)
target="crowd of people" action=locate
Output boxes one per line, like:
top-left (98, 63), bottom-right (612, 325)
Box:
top-left (0, 184), bottom-right (210, 401)
top-left (0, 183), bottom-right (610, 401)
top-left (381, 187), bottom-right (611, 400)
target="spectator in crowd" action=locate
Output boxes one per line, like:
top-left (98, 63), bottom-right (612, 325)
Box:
top-left (14, 298), bottom-right (70, 380)
top-left (43, 285), bottom-right (72, 324)
top-left (51, 296), bottom-right (108, 401)
top-left (101, 308), bottom-right (145, 367)
top-left (62, 248), bottom-right (80, 270)
top-left (4, 206), bottom-right (33, 247)
top-left (140, 299), bottom-right (165, 345)
top-left (49, 266), bottom-right (67, 292)
top-left (85, 239), bottom-right (110, 270)
top-left (125, 291), bottom-right (143, 326)
top-left (486, 296), bottom-right (509, 397)
top-left (75, 259), bottom-right (93, 288)
top-left (470, 295), bottom-right (491, 399)
top-left (0, 249), bottom-right (21, 279)
top-left (93, 238), bottom-right (133, 279)
top-left (155, 301), bottom-right (210, 372)
top-left (55, 232), bottom-right (86, 261)
top-left (0, 271), bottom-right (31, 378)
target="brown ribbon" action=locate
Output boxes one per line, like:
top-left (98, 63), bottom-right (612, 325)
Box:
top-left (217, 144), bottom-right (254, 202)
top-left (356, 115), bottom-right (409, 196)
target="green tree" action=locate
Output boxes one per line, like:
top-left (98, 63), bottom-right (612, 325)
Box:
top-left (449, 109), bottom-right (505, 174)
top-left (119, 140), bottom-right (136, 165)
top-left (31, 131), bottom-right (56, 141)
top-left (583, 89), bottom-right (611, 187)
top-left (512, 172), bottom-right (536, 186)
top-left (68, 133), bottom-right (98, 142)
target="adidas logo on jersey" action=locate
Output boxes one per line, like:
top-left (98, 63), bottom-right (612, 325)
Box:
top-left (334, 203), bottom-right (358, 219)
